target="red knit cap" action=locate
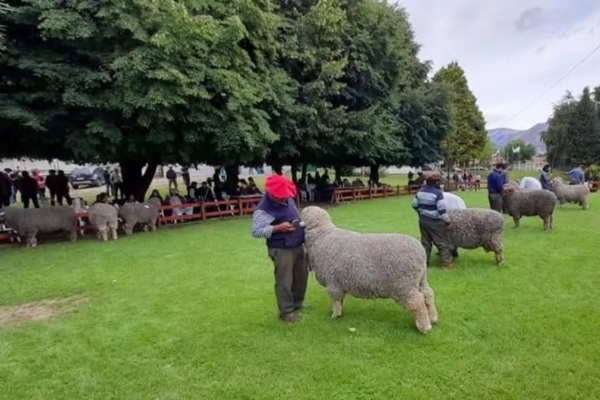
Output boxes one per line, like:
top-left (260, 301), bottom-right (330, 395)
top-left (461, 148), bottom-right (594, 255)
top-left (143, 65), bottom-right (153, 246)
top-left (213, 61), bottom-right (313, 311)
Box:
top-left (265, 174), bottom-right (297, 199)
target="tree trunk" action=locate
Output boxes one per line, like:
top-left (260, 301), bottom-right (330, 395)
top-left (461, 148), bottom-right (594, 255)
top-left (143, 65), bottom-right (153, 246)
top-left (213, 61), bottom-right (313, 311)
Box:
top-left (224, 165), bottom-right (239, 195)
top-left (369, 164), bottom-right (380, 186)
top-left (300, 163), bottom-right (308, 184)
top-left (272, 162), bottom-right (283, 175)
top-left (291, 163), bottom-right (298, 183)
top-left (334, 166), bottom-right (342, 182)
top-left (120, 161), bottom-right (158, 202)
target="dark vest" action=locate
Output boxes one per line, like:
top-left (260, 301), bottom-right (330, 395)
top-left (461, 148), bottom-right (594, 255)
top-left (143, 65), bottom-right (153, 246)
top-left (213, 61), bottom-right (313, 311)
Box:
top-left (256, 195), bottom-right (305, 249)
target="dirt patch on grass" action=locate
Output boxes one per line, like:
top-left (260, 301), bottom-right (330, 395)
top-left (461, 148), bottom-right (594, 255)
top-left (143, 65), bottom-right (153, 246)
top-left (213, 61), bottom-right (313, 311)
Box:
top-left (0, 294), bottom-right (89, 327)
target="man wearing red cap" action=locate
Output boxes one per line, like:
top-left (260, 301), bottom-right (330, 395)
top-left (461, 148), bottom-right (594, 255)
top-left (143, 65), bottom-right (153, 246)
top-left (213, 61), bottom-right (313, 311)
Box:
top-left (251, 174), bottom-right (308, 323)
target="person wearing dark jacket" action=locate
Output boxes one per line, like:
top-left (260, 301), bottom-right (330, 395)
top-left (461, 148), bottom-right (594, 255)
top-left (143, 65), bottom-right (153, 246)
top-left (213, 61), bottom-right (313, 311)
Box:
top-left (251, 174), bottom-right (308, 323)
top-left (182, 167), bottom-right (191, 189)
top-left (56, 170), bottom-right (72, 206)
top-left (0, 171), bottom-right (11, 207)
top-left (21, 171), bottom-right (40, 209)
top-left (487, 164), bottom-right (505, 213)
top-left (45, 170), bottom-right (58, 205)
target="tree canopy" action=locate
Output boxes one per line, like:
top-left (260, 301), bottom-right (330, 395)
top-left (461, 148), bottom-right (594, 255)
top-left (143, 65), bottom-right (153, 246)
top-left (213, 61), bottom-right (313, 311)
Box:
top-left (543, 86), bottom-right (600, 169)
top-left (1, 0), bottom-right (456, 198)
top-left (502, 139), bottom-right (536, 164)
top-left (432, 62), bottom-right (487, 165)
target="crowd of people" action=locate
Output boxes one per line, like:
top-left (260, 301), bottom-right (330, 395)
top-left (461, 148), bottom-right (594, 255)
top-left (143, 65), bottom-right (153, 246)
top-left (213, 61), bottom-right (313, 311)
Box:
top-left (0, 168), bottom-right (73, 208)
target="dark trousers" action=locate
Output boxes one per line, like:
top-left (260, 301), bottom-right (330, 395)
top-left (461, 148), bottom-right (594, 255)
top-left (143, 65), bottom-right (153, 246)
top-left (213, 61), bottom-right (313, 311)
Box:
top-left (22, 194), bottom-right (40, 209)
top-left (49, 189), bottom-right (57, 206)
top-left (112, 183), bottom-right (123, 199)
top-left (268, 246), bottom-right (308, 317)
top-left (488, 193), bottom-right (503, 213)
top-left (419, 219), bottom-right (452, 264)
top-left (57, 192), bottom-right (72, 206)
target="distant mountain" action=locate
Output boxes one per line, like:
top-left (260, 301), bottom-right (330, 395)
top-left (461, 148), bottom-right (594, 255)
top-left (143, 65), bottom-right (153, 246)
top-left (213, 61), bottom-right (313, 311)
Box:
top-left (487, 122), bottom-right (549, 153)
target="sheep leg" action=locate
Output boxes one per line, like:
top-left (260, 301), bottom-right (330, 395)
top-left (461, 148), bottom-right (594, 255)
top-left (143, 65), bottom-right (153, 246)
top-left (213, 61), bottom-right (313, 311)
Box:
top-left (543, 216), bottom-right (551, 231)
top-left (25, 232), bottom-right (38, 248)
top-left (100, 228), bottom-right (108, 241)
top-left (123, 222), bottom-right (134, 236)
top-left (111, 228), bottom-right (118, 240)
top-left (513, 217), bottom-right (520, 229)
top-left (326, 286), bottom-right (345, 318)
top-left (143, 224), bottom-right (149, 233)
top-left (399, 290), bottom-right (432, 334)
top-left (68, 228), bottom-right (78, 242)
top-left (419, 276), bottom-right (438, 324)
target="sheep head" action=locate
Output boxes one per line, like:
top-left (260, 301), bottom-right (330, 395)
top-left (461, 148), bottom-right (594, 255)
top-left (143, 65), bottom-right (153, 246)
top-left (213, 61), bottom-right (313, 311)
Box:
top-left (550, 178), bottom-right (564, 188)
top-left (300, 206), bottom-right (335, 232)
top-left (502, 185), bottom-right (517, 196)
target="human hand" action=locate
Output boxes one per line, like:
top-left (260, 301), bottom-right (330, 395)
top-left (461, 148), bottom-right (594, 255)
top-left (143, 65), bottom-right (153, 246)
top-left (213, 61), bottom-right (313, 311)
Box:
top-left (274, 222), bottom-right (296, 233)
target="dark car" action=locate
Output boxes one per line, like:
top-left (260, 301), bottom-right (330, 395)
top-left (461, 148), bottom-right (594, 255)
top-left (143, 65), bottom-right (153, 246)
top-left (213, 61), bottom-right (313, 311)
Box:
top-left (70, 166), bottom-right (106, 189)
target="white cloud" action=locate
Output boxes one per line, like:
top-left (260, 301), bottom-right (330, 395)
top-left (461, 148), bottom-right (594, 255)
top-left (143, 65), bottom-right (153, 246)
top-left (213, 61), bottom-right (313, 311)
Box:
top-left (401, 0), bottom-right (600, 129)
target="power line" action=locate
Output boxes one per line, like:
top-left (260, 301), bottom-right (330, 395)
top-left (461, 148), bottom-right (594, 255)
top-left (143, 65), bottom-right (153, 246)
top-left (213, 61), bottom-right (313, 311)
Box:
top-left (496, 40), bottom-right (600, 128)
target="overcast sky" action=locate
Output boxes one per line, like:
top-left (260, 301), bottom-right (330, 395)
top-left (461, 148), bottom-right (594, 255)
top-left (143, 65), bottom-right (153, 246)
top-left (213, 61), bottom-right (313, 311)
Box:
top-left (401, 0), bottom-right (600, 130)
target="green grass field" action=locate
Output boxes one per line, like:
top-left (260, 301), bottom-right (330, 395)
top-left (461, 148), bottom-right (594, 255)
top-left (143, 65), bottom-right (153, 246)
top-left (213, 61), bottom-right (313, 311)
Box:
top-left (1, 191), bottom-right (599, 399)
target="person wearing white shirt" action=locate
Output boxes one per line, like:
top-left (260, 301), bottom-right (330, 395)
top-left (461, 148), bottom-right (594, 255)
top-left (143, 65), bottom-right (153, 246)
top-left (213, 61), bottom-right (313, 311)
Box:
top-left (519, 177), bottom-right (542, 190)
top-left (443, 192), bottom-right (467, 210)
top-left (439, 190), bottom-right (465, 258)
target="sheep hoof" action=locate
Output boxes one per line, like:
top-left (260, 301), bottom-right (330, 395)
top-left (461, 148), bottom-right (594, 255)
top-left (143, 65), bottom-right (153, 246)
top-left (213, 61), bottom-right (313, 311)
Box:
top-left (416, 322), bottom-right (432, 334)
top-left (429, 314), bottom-right (439, 325)
top-left (331, 311), bottom-right (342, 319)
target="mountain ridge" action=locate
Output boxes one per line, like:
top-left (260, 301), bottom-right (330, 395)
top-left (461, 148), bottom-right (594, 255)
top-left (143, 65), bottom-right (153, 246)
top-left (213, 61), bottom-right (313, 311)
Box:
top-left (487, 122), bottom-right (548, 152)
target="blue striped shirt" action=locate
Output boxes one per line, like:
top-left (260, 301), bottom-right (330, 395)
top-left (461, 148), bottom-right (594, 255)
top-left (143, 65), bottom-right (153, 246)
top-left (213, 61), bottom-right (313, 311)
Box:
top-left (568, 168), bottom-right (584, 185)
top-left (411, 185), bottom-right (450, 224)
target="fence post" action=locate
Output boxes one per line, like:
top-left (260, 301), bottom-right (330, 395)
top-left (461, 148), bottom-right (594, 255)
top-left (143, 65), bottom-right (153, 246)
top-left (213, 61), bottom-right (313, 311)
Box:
top-left (237, 198), bottom-right (243, 216)
top-left (396, 185), bottom-right (400, 196)
top-left (352, 189), bottom-right (356, 202)
top-left (201, 202), bottom-right (206, 221)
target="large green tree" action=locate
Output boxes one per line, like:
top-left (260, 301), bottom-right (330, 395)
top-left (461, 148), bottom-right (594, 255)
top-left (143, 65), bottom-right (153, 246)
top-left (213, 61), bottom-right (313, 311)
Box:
top-left (543, 87), bottom-right (600, 169)
top-left (432, 62), bottom-right (486, 165)
top-left (502, 139), bottom-right (536, 164)
top-left (1, 0), bottom-right (289, 199)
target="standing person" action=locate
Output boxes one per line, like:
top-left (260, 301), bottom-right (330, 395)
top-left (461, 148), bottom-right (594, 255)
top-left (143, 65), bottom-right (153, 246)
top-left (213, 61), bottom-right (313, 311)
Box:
top-left (411, 171), bottom-right (454, 269)
top-left (0, 170), bottom-right (11, 207)
top-left (103, 167), bottom-right (112, 196)
top-left (568, 163), bottom-right (585, 185)
top-left (32, 170), bottom-right (46, 199)
top-left (251, 174), bottom-right (308, 323)
top-left (45, 170), bottom-right (58, 205)
top-left (487, 164), bottom-right (505, 213)
top-left (9, 169), bottom-right (22, 204)
top-left (166, 166), bottom-right (178, 191)
top-left (408, 170), bottom-right (414, 185)
top-left (501, 163), bottom-right (510, 185)
top-left (20, 171), bottom-right (40, 209)
top-left (110, 167), bottom-right (123, 199)
top-left (540, 164), bottom-right (551, 190)
top-left (56, 170), bottom-right (72, 206)
top-left (182, 167), bottom-right (191, 189)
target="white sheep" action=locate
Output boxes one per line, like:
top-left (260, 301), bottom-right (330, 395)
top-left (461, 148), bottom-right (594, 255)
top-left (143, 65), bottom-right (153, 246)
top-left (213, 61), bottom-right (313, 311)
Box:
top-left (301, 206), bottom-right (438, 334)
top-left (447, 208), bottom-right (505, 265)
top-left (550, 178), bottom-right (589, 209)
top-left (88, 203), bottom-right (119, 241)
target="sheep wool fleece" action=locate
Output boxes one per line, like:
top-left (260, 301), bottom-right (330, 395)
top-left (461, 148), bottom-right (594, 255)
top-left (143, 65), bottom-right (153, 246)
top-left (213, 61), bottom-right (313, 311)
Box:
top-left (256, 196), bottom-right (308, 317)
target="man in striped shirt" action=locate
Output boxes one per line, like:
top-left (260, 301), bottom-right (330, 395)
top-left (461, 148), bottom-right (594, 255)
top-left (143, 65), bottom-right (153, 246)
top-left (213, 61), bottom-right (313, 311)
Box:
top-left (411, 171), bottom-right (454, 268)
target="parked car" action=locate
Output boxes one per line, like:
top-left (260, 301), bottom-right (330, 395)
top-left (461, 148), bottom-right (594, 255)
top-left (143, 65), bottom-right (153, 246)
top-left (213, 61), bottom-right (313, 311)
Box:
top-left (70, 166), bottom-right (106, 189)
